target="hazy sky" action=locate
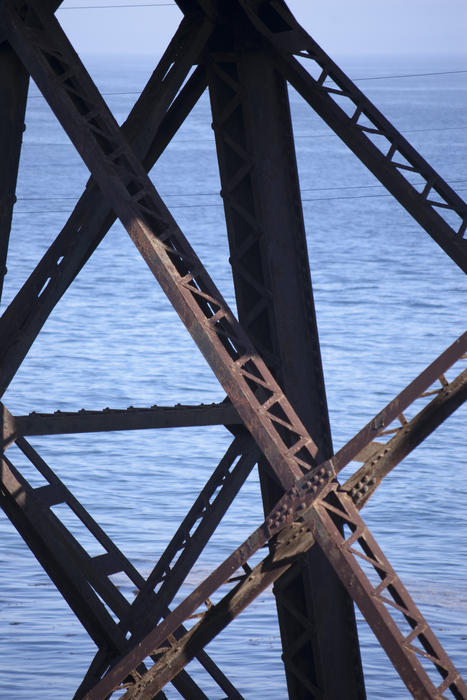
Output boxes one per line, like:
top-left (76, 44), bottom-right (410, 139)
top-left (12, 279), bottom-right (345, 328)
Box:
top-left (57, 0), bottom-right (467, 58)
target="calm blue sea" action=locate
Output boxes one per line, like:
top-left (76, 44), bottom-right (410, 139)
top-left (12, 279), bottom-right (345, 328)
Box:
top-left (0, 51), bottom-right (466, 698)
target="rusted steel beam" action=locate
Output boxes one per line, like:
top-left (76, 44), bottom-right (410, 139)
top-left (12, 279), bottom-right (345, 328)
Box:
top-left (81, 337), bottom-right (467, 697)
top-left (309, 491), bottom-right (467, 700)
top-left (83, 462), bottom-right (467, 700)
top-left (344, 367), bottom-right (467, 509)
top-left (238, 0), bottom-right (467, 272)
top-left (75, 337), bottom-right (466, 694)
top-left (332, 331), bottom-right (467, 473)
top-left (0, 43), bottom-right (29, 303)
top-left (1, 401), bottom-right (16, 449)
top-left (119, 531), bottom-right (318, 700)
top-left (14, 401), bottom-right (240, 435)
top-left (0, 18), bottom-right (210, 399)
top-left (78, 654), bottom-right (199, 700)
top-left (208, 45), bottom-right (364, 698)
top-left (82, 463), bottom-right (337, 700)
top-left (1, 0), bottom-right (320, 489)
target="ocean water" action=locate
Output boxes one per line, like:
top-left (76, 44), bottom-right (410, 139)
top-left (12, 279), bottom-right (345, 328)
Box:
top-left (0, 49), bottom-right (466, 699)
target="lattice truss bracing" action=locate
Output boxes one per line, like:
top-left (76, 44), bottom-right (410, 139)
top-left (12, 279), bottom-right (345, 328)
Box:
top-left (0, 0), bottom-right (466, 698)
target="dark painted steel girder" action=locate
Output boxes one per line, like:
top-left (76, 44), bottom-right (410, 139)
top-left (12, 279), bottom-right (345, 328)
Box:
top-left (172, 0), bottom-right (467, 272)
top-left (207, 48), bottom-right (332, 459)
top-left (0, 0), bottom-right (66, 302)
top-left (0, 433), bottom-right (144, 651)
top-left (237, 0), bottom-right (467, 272)
top-left (207, 44), bottom-right (364, 698)
top-left (12, 402), bottom-right (240, 436)
top-left (0, 43), bottom-right (29, 303)
top-left (117, 434), bottom-right (259, 641)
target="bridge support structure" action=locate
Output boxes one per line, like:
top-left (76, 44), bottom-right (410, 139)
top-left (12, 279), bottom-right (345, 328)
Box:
top-left (0, 1), bottom-right (466, 698)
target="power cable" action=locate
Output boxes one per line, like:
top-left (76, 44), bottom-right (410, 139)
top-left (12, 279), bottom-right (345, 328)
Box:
top-left (353, 69), bottom-right (467, 81)
top-left (21, 123), bottom-right (467, 144)
top-left (26, 68), bottom-right (467, 101)
top-left (13, 185), bottom-right (467, 214)
top-left (15, 179), bottom-right (467, 202)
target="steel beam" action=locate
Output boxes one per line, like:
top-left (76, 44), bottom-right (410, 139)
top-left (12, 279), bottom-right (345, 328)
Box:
top-left (0, 16), bottom-right (210, 398)
top-left (238, 0), bottom-right (467, 272)
top-left (81, 433), bottom-right (259, 692)
top-left (207, 43), bottom-right (364, 699)
top-left (1, 410), bottom-right (243, 700)
top-left (81, 334), bottom-right (467, 698)
top-left (123, 434), bottom-right (260, 636)
top-left (0, 42), bottom-right (29, 303)
top-left (173, 0), bottom-right (467, 271)
top-left (82, 462), bottom-right (467, 700)
top-left (344, 367), bottom-right (467, 509)
top-left (14, 401), bottom-right (240, 435)
top-left (0, 0), bottom-right (322, 497)
top-left (0, 439), bottom-right (135, 651)
top-left (0, 5), bottom-right (352, 695)
top-left (1, 2), bottom-right (465, 698)
top-left (331, 331), bottom-right (467, 472)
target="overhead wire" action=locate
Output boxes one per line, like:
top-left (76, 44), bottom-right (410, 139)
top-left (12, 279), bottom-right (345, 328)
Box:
top-left (15, 179), bottom-right (467, 201)
top-left (15, 27), bottom-right (467, 215)
top-left (16, 119), bottom-right (467, 207)
top-left (26, 68), bottom-right (467, 101)
top-left (352, 69), bottom-right (467, 81)
top-left (12, 190), bottom-right (467, 214)
top-left (13, 181), bottom-right (467, 214)
top-left (19, 123), bottom-right (467, 144)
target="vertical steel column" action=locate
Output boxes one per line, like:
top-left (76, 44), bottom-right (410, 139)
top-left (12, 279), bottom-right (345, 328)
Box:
top-left (0, 43), bottom-right (29, 303)
top-left (208, 46), bottom-right (365, 699)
